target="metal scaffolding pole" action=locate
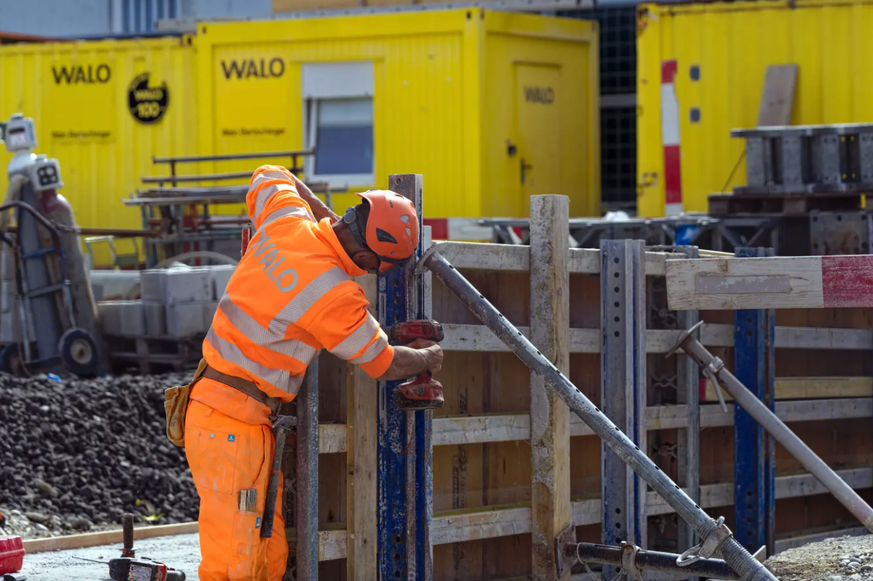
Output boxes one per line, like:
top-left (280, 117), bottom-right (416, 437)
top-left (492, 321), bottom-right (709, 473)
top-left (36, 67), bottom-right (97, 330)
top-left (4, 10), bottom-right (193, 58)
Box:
top-left (419, 249), bottom-right (777, 581)
top-left (600, 240), bottom-right (646, 581)
top-left (561, 542), bottom-right (741, 581)
top-left (669, 321), bottom-right (873, 533)
top-left (378, 174), bottom-right (431, 580)
top-left (733, 247), bottom-right (776, 555)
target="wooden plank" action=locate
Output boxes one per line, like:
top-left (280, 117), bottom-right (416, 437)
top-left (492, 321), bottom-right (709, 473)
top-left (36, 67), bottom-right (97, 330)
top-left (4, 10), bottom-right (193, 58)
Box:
top-left (435, 242), bottom-right (530, 272)
top-left (646, 467), bottom-right (872, 517)
top-left (346, 275), bottom-right (378, 580)
top-left (666, 256), bottom-right (824, 311)
top-left (23, 522), bottom-right (199, 553)
top-left (431, 506), bottom-right (532, 545)
top-left (775, 326), bottom-right (873, 350)
top-left (286, 527), bottom-right (349, 561)
top-left (427, 399), bottom-right (873, 447)
top-left (757, 64), bottom-right (798, 126)
top-left (529, 195), bottom-right (571, 581)
top-left (443, 323), bottom-right (870, 353)
top-left (442, 324), bottom-right (731, 353)
top-left (704, 377), bottom-right (872, 402)
top-left (319, 530), bottom-right (348, 562)
top-left (319, 424), bottom-right (346, 454)
top-left (666, 255), bottom-right (873, 311)
top-left (433, 413), bottom-right (530, 446)
top-left (429, 241), bottom-right (669, 276)
top-left (427, 468), bottom-right (872, 545)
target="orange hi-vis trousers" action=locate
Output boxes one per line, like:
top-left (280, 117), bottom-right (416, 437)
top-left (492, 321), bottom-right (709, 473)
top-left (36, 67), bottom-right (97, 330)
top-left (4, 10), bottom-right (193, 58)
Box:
top-left (185, 397), bottom-right (288, 581)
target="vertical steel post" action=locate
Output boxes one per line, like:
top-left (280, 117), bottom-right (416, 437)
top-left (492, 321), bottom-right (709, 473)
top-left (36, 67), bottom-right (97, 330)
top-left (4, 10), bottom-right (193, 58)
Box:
top-left (733, 247), bottom-right (776, 556)
top-left (601, 239), bottom-right (647, 580)
top-left (297, 363), bottom-right (319, 580)
top-left (676, 247), bottom-right (700, 552)
top-left (378, 174), bottom-right (430, 581)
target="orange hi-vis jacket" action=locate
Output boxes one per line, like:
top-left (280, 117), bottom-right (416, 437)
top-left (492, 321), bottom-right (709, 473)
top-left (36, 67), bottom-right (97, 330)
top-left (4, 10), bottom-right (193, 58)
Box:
top-left (193, 165), bottom-right (394, 424)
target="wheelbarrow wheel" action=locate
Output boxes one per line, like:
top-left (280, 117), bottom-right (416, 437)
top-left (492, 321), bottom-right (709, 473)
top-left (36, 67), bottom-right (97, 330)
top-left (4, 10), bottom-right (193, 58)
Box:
top-left (58, 328), bottom-right (99, 377)
top-left (0, 343), bottom-right (24, 376)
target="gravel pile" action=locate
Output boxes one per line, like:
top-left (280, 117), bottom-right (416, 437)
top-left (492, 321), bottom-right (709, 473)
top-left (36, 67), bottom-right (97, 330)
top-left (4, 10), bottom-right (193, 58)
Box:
top-left (766, 534), bottom-right (873, 581)
top-left (0, 371), bottom-right (199, 538)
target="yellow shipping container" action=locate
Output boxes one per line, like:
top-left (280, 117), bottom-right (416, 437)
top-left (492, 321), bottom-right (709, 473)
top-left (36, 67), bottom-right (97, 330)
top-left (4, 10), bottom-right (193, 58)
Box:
top-left (0, 37), bottom-right (198, 263)
top-left (637, 0), bottom-right (873, 217)
top-left (0, 8), bottom-right (598, 262)
top-left (196, 9), bottom-right (600, 219)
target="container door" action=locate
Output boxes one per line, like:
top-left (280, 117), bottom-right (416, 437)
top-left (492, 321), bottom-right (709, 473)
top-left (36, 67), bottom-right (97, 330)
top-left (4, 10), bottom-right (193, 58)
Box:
top-left (514, 63), bottom-right (562, 210)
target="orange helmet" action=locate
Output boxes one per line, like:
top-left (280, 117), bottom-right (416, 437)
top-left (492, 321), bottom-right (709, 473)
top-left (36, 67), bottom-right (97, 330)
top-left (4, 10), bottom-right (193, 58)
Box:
top-left (343, 189), bottom-right (420, 274)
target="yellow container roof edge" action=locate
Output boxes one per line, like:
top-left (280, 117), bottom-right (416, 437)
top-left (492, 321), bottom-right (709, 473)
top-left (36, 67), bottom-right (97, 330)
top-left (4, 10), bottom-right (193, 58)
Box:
top-left (197, 8), bottom-right (593, 44)
top-left (0, 35), bottom-right (192, 55)
top-left (482, 10), bottom-right (597, 42)
top-left (199, 8), bottom-right (476, 43)
top-left (640, 0), bottom-right (873, 16)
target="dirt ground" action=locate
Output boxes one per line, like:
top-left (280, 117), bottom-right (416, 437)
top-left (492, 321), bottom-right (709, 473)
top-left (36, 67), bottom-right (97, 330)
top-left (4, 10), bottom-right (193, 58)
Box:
top-left (766, 534), bottom-right (873, 581)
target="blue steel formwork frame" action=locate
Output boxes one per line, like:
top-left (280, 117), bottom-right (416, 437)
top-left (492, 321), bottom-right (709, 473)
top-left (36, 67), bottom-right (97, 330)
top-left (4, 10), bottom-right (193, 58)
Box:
top-left (377, 174), bottom-right (432, 581)
top-left (600, 239), bottom-right (647, 580)
top-left (733, 247), bottom-right (776, 556)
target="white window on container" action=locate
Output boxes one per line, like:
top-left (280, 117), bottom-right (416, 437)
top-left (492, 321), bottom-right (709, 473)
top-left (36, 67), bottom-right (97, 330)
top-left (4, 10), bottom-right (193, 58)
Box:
top-left (302, 62), bottom-right (374, 188)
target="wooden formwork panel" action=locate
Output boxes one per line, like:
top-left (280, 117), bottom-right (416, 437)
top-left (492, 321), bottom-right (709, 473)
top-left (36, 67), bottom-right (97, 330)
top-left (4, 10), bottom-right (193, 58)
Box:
top-left (293, 240), bottom-right (873, 579)
top-left (433, 246), bottom-right (872, 575)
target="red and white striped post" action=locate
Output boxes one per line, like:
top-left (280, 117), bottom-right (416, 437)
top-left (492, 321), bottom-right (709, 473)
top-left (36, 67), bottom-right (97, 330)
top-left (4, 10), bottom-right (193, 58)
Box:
top-left (661, 60), bottom-right (684, 217)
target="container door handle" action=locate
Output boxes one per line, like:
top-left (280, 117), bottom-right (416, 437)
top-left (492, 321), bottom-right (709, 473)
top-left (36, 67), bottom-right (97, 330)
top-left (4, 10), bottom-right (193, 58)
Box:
top-left (520, 158), bottom-right (533, 184)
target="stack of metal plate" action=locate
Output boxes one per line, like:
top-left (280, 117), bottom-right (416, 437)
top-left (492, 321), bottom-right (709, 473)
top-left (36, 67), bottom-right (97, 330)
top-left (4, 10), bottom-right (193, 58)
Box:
top-left (732, 123), bottom-right (873, 194)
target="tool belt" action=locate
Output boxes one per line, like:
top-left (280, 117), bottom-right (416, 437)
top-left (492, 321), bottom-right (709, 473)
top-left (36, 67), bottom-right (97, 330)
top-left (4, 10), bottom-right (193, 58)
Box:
top-left (164, 358), bottom-right (282, 447)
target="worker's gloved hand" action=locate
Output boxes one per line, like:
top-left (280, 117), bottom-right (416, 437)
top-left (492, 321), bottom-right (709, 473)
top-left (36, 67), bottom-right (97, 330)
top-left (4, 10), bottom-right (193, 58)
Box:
top-left (407, 338), bottom-right (443, 374)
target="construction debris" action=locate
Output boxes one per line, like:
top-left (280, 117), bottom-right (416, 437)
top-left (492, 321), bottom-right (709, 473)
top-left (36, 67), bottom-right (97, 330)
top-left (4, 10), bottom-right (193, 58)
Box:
top-left (0, 371), bottom-right (198, 538)
top-left (766, 535), bottom-right (873, 581)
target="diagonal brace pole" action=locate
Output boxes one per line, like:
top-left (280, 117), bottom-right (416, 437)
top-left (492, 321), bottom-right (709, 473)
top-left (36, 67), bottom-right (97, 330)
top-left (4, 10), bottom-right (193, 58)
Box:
top-left (419, 250), bottom-right (777, 581)
top-left (668, 321), bottom-right (873, 533)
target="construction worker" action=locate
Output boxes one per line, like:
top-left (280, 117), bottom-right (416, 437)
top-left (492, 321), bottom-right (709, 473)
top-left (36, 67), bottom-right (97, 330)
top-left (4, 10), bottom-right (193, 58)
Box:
top-left (182, 165), bottom-right (443, 581)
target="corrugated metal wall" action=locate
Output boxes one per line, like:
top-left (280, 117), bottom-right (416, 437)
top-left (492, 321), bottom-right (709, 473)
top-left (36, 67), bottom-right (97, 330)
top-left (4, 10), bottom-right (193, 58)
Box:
top-left (637, 0), bottom-right (873, 217)
top-left (0, 37), bottom-right (199, 263)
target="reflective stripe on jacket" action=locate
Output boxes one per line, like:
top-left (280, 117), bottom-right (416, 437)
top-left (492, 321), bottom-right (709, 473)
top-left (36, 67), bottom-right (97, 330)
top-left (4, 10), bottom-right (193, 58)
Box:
top-left (201, 164), bottom-right (394, 402)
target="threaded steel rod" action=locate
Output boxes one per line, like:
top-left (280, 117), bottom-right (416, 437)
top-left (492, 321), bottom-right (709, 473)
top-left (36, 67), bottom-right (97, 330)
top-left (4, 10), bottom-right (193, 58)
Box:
top-left (423, 251), bottom-right (776, 581)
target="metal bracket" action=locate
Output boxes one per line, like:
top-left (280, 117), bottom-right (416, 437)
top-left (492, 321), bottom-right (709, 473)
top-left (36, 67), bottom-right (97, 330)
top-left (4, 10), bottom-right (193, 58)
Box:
top-left (620, 542), bottom-right (643, 581)
top-left (666, 320), bottom-right (705, 358)
top-left (415, 243), bottom-right (444, 275)
top-left (677, 516), bottom-right (734, 567)
top-left (652, 443), bottom-right (679, 460)
top-left (703, 356), bottom-right (729, 413)
top-left (651, 374), bottom-right (678, 394)
top-left (555, 523), bottom-right (578, 578)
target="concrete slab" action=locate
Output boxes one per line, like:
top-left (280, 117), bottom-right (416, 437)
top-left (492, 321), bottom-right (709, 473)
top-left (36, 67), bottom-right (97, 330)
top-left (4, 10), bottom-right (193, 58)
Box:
top-left (166, 302), bottom-right (209, 338)
top-left (143, 302), bottom-right (166, 336)
top-left (19, 532), bottom-right (202, 581)
top-left (209, 266), bottom-right (235, 300)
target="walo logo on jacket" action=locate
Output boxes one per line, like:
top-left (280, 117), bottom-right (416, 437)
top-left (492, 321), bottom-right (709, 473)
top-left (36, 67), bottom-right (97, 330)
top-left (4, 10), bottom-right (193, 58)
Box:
top-left (247, 232), bottom-right (298, 292)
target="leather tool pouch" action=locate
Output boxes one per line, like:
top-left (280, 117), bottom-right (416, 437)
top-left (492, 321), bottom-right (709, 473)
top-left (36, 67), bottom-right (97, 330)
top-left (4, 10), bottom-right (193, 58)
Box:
top-left (164, 359), bottom-right (208, 447)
